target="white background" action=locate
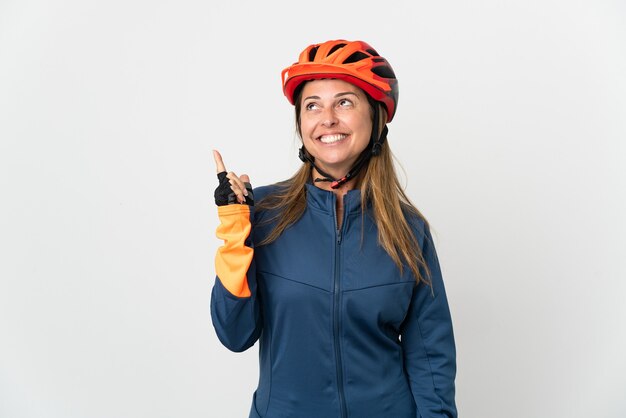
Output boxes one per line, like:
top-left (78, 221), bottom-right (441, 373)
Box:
top-left (1, 1), bottom-right (625, 417)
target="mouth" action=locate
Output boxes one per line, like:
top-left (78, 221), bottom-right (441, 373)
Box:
top-left (317, 134), bottom-right (348, 144)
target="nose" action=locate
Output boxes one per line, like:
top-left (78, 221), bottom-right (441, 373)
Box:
top-left (321, 107), bottom-right (338, 127)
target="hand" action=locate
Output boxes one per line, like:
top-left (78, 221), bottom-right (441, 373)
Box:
top-left (213, 150), bottom-right (253, 206)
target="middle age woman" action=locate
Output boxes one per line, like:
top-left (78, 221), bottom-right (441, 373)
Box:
top-left (211, 39), bottom-right (457, 418)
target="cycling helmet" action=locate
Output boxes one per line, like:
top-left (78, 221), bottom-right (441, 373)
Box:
top-left (281, 39), bottom-right (399, 122)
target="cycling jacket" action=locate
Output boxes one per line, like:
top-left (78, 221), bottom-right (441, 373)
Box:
top-left (211, 183), bottom-right (457, 418)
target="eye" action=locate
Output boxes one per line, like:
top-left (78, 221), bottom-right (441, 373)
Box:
top-left (338, 98), bottom-right (353, 108)
top-left (305, 102), bottom-right (319, 111)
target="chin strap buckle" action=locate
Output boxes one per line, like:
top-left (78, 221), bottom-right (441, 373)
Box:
top-left (330, 176), bottom-right (348, 189)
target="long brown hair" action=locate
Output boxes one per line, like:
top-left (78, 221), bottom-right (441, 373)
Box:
top-left (257, 89), bottom-right (431, 286)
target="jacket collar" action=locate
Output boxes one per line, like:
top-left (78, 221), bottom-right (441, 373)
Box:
top-left (304, 183), bottom-right (363, 215)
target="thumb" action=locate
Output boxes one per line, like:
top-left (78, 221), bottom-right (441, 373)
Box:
top-left (240, 174), bottom-right (251, 184)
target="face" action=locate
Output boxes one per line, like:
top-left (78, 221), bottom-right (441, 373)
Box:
top-left (299, 79), bottom-right (373, 178)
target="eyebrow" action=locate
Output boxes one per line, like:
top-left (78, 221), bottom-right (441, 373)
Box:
top-left (303, 92), bottom-right (359, 101)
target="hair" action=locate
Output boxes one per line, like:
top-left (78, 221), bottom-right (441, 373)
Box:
top-left (256, 85), bottom-right (431, 286)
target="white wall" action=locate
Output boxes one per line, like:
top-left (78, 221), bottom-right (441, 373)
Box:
top-left (1, 1), bottom-right (624, 417)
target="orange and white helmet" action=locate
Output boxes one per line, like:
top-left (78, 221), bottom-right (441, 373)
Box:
top-left (281, 40), bottom-right (399, 122)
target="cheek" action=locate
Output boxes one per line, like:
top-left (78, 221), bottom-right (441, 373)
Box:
top-left (299, 118), bottom-right (315, 138)
top-left (353, 116), bottom-right (373, 141)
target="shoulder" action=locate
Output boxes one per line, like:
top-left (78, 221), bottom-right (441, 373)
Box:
top-left (400, 203), bottom-right (430, 246)
top-left (252, 184), bottom-right (279, 202)
top-left (252, 181), bottom-right (291, 203)
top-left (401, 203), bottom-right (427, 233)
top-left (251, 181), bottom-right (291, 223)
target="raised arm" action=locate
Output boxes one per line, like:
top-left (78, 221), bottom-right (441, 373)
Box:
top-left (210, 150), bottom-right (262, 352)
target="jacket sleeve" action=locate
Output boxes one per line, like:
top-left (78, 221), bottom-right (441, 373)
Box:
top-left (400, 226), bottom-right (457, 418)
top-left (210, 204), bottom-right (262, 352)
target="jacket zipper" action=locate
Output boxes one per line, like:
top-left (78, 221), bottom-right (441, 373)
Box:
top-left (333, 195), bottom-right (347, 418)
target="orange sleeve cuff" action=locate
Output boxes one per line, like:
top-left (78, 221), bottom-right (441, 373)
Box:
top-left (215, 205), bottom-right (253, 297)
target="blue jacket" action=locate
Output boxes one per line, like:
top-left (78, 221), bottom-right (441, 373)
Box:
top-left (211, 183), bottom-right (457, 418)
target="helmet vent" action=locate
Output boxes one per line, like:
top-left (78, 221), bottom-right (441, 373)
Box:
top-left (343, 51), bottom-right (369, 64)
top-left (366, 48), bottom-right (379, 56)
top-left (308, 46), bottom-right (320, 61)
top-left (371, 65), bottom-right (396, 79)
top-left (328, 43), bottom-right (347, 56)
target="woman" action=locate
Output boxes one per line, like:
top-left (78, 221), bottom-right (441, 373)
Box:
top-left (211, 39), bottom-right (457, 418)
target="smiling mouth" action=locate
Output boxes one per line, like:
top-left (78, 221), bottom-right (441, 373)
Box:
top-left (318, 134), bottom-right (348, 144)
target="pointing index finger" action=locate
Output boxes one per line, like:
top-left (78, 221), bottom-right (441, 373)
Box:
top-left (213, 149), bottom-right (226, 173)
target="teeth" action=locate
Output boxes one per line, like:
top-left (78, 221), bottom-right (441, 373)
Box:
top-left (319, 134), bottom-right (347, 144)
